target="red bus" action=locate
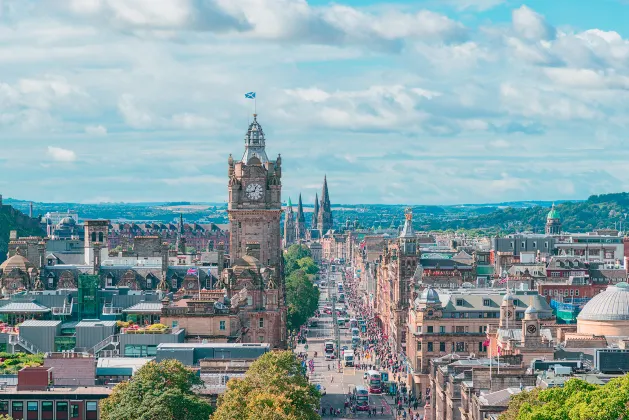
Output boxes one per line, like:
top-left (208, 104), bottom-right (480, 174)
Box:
top-left (366, 370), bottom-right (382, 394)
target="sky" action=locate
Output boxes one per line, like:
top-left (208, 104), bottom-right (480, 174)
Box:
top-left (1, 0), bottom-right (629, 205)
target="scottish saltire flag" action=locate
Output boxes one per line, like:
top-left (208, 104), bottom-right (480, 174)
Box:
top-left (245, 92), bottom-right (256, 99)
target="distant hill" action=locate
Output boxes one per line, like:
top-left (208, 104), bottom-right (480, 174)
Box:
top-left (0, 205), bottom-right (46, 263)
top-left (429, 192), bottom-right (629, 233)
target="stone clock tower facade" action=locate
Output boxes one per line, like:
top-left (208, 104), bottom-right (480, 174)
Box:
top-left (223, 114), bottom-right (286, 348)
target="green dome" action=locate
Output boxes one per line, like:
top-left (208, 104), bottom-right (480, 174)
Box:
top-left (547, 204), bottom-right (560, 220)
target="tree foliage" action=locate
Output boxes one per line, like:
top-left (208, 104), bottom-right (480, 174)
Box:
top-left (286, 269), bottom-right (320, 332)
top-left (214, 351), bottom-right (320, 420)
top-left (0, 352), bottom-right (43, 374)
top-left (500, 375), bottom-right (629, 420)
top-left (283, 245), bottom-right (320, 332)
top-left (100, 359), bottom-right (212, 420)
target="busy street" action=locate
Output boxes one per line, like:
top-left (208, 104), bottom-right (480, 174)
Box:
top-left (295, 263), bottom-right (424, 419)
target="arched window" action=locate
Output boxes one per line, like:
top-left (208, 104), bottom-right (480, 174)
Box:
top-left (91, 232), bottom-right (96, 242)
top-left (98, 232), bottom-right (104, 242)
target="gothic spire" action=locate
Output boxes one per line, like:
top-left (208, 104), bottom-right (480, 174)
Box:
top-left (321, 174), bottom-right (331, 212)
top-left (312, 193), bottom-right (319, 227)
top-left (297, 194), bottom-right (305, 223)
top-left (400, 208), bottom-right (415, 238)
top-left (177, 213), bottom-right (186, 254)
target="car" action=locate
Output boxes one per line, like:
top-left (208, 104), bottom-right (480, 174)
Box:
top-left (341, 345), bottom-right (348, 351)
top-left (363, 372), bottom-right (368, 379)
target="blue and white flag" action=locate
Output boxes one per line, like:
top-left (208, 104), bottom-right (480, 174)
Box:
top-left (245, 92), bottom-right (256, 99)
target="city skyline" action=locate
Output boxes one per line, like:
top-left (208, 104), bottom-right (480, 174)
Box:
top-left (2, 0), bottom-right (629, 204)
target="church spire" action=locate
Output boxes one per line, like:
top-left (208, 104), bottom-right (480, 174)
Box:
top-left (312, 193), bottom-right (319, 228)
top-left (317, 175), bottom-right (333, 234)
top-left (296, 194), bottom-right (306, 240)
top-left (176, 213), bottom-right (186, 254)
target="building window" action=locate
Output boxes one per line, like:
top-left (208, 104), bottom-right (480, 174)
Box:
top-left (220, 320), bottom-right (226, 331)
top-left (439, 326), bottom-right (446, 333)
top-left (57, 402), bottom-right (68, 412)
top-left (247, 296), bottom-right (253, 306)
top-left (71, 403), bottom-right (80, 418)
top-left (86, 402), bottom-right (98, 412)
top-left (575, 289), bottom-right (579, 296)
top-left (483, 299), bottom-right (491, 306)
top-left (456, 299), bottom-right (464, 306)
top-left (533, 242), bottom-right (537, 249)
top-left (27, 401), bottom-right (38, 412)
top-left (427, 326), bottom-right (433, 333)
top-left (417, 341), bottom-right (422, 351)
top-left (0, 401), bottom-right (7, 413)
top-left (545, 242), bottom-right (548, 248)
top-left (570, 289), bottom-right (574, 296)
top-left (522, 241), bottom-right (526, 248)
top-left (479, 342), bottom-right (485, 352)
top-left (11, 402), bottom-right (23, 415)
top-left (259, 318), bottom-right (264, 328)
top-left (456, 342), bottom-right (465, 352)
top-left (439, 342), bottom-right (446, 352)
top-left (543, 289), bottom-right (548, 296)
top-left (258, 335), bottom-right (264, 342)
top-left (427, 342), bottom-right (433, 352)
top-left (42, 401), bottom-right (53, 412)
top-left (478, 326), bottom-right (484, 333)
top-left (510, 242), bottom-right (514, 249)
top-left (416, 326), bottom-right (422, 333)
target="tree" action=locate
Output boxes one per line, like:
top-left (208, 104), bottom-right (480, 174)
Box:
top-left (100, 359), bottom-right (212, 420)
top-left (284, 244), bottom-right (312, 275)
top-left (214, 351), bottom-right (320, 420)
top-left (500, 375), bottom-right (629, 420)
top-left (297, 257), bottom-right (319, 275)
top-left (285, 269), bottom-right (320, 331)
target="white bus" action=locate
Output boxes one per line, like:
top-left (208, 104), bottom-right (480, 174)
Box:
top-left (324, 341), bottom-right (335, 360)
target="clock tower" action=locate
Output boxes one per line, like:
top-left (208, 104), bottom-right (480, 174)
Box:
top-left (227, 114), bottom-right (282, 268)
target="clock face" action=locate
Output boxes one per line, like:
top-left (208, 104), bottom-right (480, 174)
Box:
top-left (527, 324), bottom-right (537, 334)
top-left (246, 183), bottom-right (264, 200)
top-left (187, 281), bottom-right (196, 289)
top-left (506, 310), bottom-right (513, 318)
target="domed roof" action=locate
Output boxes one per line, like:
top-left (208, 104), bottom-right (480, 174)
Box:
top-left (578, 282), bottom-right (629, 321)
top-left (503, 292), bottom-right (514, 302)
top-left (420, 287), bottom-right (440, 303)
top-left (547, 204), bottom-right (560, 220)
top-left (525, 305), bottom-right (538, 315)
top-left (0, 254), bottom-right (33, 272)
top-left (59, 216), bottom-right (76, 226)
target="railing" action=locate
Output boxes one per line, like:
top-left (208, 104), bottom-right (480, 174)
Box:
top-left (9, 335), bottom-right (44, 354)
top-left (52, 300), bottom-right (74, 316)
top-left (90, 334), bottom-right (119, 356)
top-left (102, 304), bottom-right (123, 315)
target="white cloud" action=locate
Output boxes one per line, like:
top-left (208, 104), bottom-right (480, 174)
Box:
top-left (85, 124), bottom-right (107, 136)
top-left (47, 146), bottom-right (77, 162)
top-left (512, 5), bottom-right (555, 41)
top-left (117, 94), bottom-right (153, 129)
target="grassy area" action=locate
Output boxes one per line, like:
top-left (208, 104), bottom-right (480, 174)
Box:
top-left (0, 352), bottom-right (44, 374)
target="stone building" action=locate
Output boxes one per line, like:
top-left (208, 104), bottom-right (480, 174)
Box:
top-left (295, 194), bottom-right (306, 241)
top-left (406, 287), bottom-right (552, 398)
top-left (374, 208), bottom-right (419, 353)
top-left (224, 114), bottom-right (286, 349)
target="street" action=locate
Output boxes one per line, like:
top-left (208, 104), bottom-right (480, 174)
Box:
top-left (296, 267), bottom-right (401, 419)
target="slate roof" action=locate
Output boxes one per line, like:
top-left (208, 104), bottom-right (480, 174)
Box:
top-left (0, 302), bottom-right (50, 313)
top-left (479, 387), bottom-right (534, 407)
top-left (123, 302), bottom-right (163, 313)
top-left (420, 258), bottom-right (473, 270)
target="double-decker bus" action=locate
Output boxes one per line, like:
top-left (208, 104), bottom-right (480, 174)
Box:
top-left (366, 370), bottom-right (382, 394)
top-left (353, 385), bottom-right (370, 411)
top-left (324, 341), bottom-right (335, 360)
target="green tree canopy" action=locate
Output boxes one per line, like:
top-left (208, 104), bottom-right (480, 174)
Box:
top-left (297, 257), bottom-right (319, 275)
top-left (286, 269), bottom-right (320, 331)
top-left (100, 359), bottom-right (212, 420)
top-left (500, 375), bottom-right (629, 420)
top-left (284, 244), bottom-right (312, 274)
top-left (214, 351), bottom-right (320, 420)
